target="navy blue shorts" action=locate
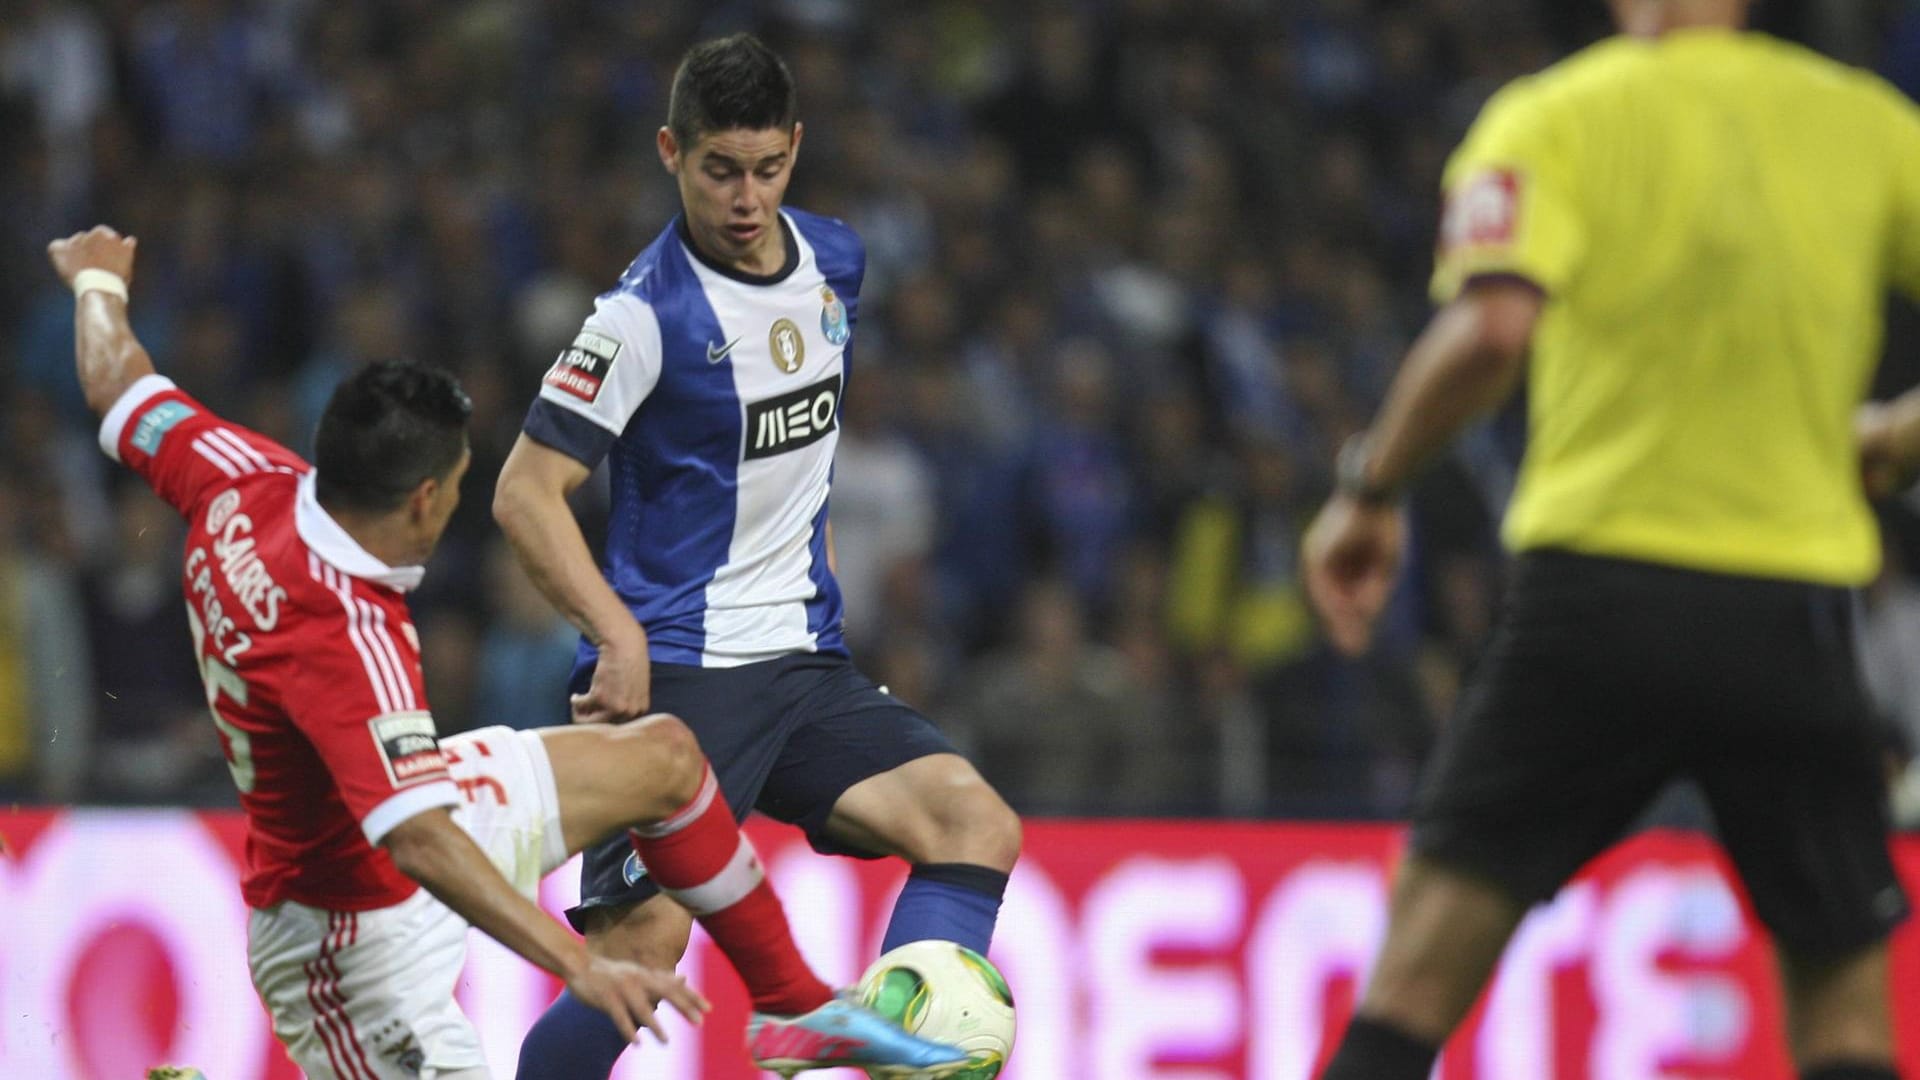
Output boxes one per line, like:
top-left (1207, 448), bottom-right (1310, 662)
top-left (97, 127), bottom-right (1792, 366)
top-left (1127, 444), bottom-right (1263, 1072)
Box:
top-left (567, 652), bottom-right (957, 929)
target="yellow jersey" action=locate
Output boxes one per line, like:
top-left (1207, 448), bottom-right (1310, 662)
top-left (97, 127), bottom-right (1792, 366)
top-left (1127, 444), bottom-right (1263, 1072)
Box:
top-left (1433, 29), bottom-right (1920, 586)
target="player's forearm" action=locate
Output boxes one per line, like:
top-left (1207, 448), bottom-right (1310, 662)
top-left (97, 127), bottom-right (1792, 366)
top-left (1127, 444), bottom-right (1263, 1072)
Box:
top-left (494, 475), bottom-right (642, 652)
top-left (385, 810), bottom-right (589, 980)
top-left (74, 290), bottom-right (157, 416)
top-left (1356, 292), bottom-right (1532, 497)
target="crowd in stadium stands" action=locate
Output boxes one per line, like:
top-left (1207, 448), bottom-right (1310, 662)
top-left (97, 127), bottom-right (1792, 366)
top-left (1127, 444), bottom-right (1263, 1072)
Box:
top-left (3, 0), bottom-right (1919, 823)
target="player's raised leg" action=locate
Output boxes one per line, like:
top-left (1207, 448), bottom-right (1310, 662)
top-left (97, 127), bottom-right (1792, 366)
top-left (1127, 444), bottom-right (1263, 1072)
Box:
top-left (822, 753), bottom-right (1022, 957)
top-left (532, 717), bottom-right (970, 1077)
top-left (544, 716), bottom-right (829, 1016)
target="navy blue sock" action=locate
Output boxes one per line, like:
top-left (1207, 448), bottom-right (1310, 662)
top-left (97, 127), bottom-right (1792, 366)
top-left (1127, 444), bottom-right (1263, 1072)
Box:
top-left (1801, 1065), bottom-right (1898, 1080)
top-left (514, 989), bottom-right (631, 1079)
top-left (1320, 1015), bottom-right (1440, 1080)
top-left (881, 863), bottom-right (1009, 955)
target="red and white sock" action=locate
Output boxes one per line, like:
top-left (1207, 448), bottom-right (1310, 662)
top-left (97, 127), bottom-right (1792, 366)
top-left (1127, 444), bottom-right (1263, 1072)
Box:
top-left (629, 765), bottom-right (833, 1016)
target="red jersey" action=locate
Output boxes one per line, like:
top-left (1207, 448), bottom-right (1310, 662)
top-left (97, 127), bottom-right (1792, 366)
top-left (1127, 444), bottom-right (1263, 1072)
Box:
top-left (101, 375), bottom-right (458, 911)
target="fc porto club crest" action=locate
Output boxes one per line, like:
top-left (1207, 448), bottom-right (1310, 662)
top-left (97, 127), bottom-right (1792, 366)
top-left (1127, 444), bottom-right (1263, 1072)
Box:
top-left (769, 317), bottom-right (806, 374)
top-left (820, 285), bottom-right (850, 346)
top-left (622, 851), bottom-right (650, 886)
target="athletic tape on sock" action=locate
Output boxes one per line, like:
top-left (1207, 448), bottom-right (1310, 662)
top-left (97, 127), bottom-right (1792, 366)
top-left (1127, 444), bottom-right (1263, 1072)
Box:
top-left (664, 835), bottom-right (766, 915)
top-left (631, 766), bottom-right (720, 839)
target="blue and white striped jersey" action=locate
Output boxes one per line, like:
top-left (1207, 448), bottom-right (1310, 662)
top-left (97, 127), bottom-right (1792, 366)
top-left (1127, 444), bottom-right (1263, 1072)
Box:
top-left (523, 208), bottom-right (862, 667)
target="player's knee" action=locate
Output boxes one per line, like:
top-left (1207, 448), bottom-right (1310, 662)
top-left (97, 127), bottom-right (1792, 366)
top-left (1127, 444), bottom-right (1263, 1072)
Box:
top-left (971, 792), bottom-right (1023, 871)
top-left (582, 900), bottom-right (695, 968)
top-left (917, 768), bottom-right (1022, 871)
top-left (616, 713), bottom-right (707, 818)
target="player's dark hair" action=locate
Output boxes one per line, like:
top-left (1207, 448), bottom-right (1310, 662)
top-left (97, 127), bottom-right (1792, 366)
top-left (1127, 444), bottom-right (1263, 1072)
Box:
top-left (314, 359), bottom-right (472, 514)
top-left (667, 33), bottom-right (797, 147)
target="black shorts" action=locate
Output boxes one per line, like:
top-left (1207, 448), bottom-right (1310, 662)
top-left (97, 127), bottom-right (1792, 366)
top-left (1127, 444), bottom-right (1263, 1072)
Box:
top-left (1412, 549), bottom-right (1910, 955)
top-left (567, 652), bottom-right (956, 930)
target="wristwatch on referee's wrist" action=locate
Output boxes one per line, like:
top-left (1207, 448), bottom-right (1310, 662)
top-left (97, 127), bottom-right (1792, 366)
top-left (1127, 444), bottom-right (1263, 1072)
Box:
top-left (1335, 434), bottom-right (1401, 508)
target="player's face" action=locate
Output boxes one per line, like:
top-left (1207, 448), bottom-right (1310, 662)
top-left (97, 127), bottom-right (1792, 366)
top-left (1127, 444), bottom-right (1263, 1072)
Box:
top-left (660, 123), bottom-right (803, 274)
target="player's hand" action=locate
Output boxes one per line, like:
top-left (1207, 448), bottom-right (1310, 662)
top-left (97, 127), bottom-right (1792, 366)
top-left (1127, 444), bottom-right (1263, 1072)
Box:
top-left (564, 955), bottom-right (710, 1044)
top-left (47, 225), bottom-right (138, 289)
top-left (1302, 494), bottom-right (1406, 656)
top-left (1858, 401), bottom-right (1920, 500)
top-left (572, 625), bottom-right (651, 724)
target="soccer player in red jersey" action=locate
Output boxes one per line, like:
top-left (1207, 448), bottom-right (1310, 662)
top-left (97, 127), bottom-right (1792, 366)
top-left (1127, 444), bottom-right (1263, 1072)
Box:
top-left (48, 225), bottom-right (968, 1080)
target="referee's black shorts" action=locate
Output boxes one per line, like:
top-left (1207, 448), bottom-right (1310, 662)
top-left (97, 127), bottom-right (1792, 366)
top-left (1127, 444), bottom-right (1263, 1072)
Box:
top-left (1411, 549), bottom-right (1911, 956)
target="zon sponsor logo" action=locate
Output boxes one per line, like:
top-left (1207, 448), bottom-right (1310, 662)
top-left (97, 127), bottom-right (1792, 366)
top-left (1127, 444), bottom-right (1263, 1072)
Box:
top-left (745, 373), bottom-right (840, 461)
top-left (369, 711), bottom-right (446, 786)
top-left (543, 330), bottom-right (621, 403)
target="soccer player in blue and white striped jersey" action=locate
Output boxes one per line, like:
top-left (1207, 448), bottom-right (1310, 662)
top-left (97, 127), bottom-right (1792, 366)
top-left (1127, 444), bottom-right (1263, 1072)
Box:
top-left (495, 34), bottom-right (1022, 1077)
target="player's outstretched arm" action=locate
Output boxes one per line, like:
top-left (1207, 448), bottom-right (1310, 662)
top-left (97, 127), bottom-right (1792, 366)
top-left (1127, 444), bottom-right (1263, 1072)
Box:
top-left (380, 806), bottom-right (709, 1042)
top-left (47, 226), bottom-right (158, 416)
top-left (494, 433), bottom-right (653, 722)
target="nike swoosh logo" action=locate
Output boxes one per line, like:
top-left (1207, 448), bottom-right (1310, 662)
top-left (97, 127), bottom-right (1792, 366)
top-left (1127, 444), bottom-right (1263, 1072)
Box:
top-left (707, 337), bottom-right (740, 363)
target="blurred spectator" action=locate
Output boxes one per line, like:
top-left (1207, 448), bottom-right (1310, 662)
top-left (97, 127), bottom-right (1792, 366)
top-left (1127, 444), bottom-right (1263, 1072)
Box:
top-left (83, 483), bottom-right (220, 802)
top-left (1858, 546), bottom-right (1920, 769)
top-left (418, 608), bottom-right (481, 735)
top-left (474, 540), bottom-right (578, 731)
top-left (1166, 438), bottom-right (1315, 678)
top-left (949, 578), bottom-right (1176, 813)
top-left (980, 7), bottom-right (1136, 191)
top-left (0, 473), bottom-right (94, 801)
top-left (1860, 548), bottom-right (1920, 830)
top-left (0, 0), bottom-right (112, 204)
top-left (127, 0), bottom-right (285, 164)
top-left (832, 364), bottom-right (936, 653)
top-left (1019, 338), bottom-right (1135, 612)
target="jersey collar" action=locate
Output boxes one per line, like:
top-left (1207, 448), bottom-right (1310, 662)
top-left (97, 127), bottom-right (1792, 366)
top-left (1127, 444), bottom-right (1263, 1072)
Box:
top-left (294, 470), bottom-right (427, 592)
top-left (676, 212), bottom-right (800, 285)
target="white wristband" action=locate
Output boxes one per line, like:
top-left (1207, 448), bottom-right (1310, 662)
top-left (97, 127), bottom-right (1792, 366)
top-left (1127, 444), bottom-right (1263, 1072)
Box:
top-left (72, 269), bottom-right (128, 303)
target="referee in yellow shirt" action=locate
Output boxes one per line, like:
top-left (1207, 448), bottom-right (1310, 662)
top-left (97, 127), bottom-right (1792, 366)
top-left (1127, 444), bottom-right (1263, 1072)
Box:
top-left (1304, 1), bottom-right (1915, 1077)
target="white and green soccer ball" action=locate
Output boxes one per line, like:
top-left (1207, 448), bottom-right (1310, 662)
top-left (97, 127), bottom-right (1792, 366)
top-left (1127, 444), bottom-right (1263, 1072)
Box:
top-left (857, 939), bottom-right (1016, 1079)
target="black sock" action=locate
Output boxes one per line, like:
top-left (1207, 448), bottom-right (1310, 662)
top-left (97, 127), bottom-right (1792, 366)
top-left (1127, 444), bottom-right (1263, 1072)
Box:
top-left (1320, 1015), bottom-right (1441, 1080)
top-left (1802, 1063), bottom-right (1899, 1080)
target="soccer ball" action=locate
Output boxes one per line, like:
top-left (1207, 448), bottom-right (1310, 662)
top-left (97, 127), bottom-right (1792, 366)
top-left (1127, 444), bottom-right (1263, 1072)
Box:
top-left (857, 940), bottom-right (1015, 1079)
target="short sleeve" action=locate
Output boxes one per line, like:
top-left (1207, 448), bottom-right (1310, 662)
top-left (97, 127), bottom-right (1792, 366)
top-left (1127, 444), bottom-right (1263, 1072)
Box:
top-left (523, 292), bottom-right (664, 468)
top-left (1431, 82), bottom-right (1587, 303)
top-left (286, 591), bottom-right (457, 845)
top-left (100, 375), bottom-right (307, 517)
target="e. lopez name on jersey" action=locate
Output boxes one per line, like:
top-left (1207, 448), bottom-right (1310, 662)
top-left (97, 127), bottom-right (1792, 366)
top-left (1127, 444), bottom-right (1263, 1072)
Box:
top-left (188, 488), bottom-right (287, 665)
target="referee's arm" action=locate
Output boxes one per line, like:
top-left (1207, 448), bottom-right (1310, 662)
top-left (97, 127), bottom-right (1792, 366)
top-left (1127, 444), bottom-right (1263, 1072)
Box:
top-left (1302, 277), bottom-right (1541, 655)
top-left (1353, 278), bottom-right (1540, 497)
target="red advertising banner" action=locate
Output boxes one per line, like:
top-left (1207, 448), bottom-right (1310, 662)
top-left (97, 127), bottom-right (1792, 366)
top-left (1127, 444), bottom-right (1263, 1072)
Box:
top-left (1, 810), bottom-right (1915, 1079)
